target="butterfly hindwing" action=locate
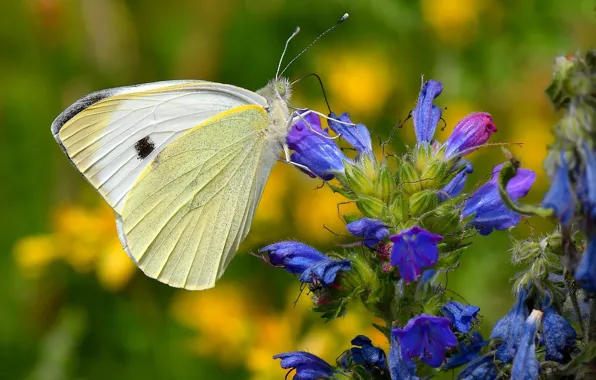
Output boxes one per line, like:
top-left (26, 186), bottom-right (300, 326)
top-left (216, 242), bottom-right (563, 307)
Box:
top-left (116, 105), bottom-right (279, 290)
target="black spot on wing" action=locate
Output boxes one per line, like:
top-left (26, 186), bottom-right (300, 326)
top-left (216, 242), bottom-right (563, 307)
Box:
top-left (134, 136), bottom-right (155, 160)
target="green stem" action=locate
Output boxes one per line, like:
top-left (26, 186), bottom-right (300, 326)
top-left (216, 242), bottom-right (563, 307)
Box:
top-left (497, 157), bottom-right (554, 218)
top-left (566, 275), bottom-right (586, 337)
top-left (589, 299), bottom-right (596, 343)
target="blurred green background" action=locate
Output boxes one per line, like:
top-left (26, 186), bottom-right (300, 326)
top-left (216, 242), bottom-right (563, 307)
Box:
top-left (1, 0), bottom-right (594, 379)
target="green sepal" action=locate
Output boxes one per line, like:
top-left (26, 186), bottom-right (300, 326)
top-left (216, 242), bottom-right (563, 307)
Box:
top-left (398, 160), bottom-right (422, 194)
top-left (356, 195), bottom-right (385, 217)
top-left (408, 190), bottom-right (438, 218)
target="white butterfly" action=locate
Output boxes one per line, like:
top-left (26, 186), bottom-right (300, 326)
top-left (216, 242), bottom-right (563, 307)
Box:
top-left (51, 14), bottom-right (349, 290)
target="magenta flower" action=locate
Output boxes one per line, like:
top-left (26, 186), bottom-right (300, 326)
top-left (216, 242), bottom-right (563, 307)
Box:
top-left (444, 113), bottom-right (497, 159)
top-left (392, 314), bottom-right (458, 368)
top-left (390, 226), bottom-right (443, 282)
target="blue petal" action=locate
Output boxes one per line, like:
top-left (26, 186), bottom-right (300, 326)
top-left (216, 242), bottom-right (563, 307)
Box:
top-left (511, 310), bottom-right (541, 380)
top-left (490, 289), bottom-right (529, 363)
top-left (390, 226), bottom-right (443, 283)
top-left (388, 336), bottom-right (419, 380)
top-left (440, 161), bottom-right (473, 201)
top-left (346, 218), bottom-right (389, 247)
top-left (542, 304), bottom-right (576, 362)
top-left (441, 301), bottom-right (480, 333)
top-left (260, 242), bottom-right (327, 275)
top-left (413, 80), bottom-right (443, 143)
top-left (299, 258), bottom-right (351, 287)
top-left (542, 152), bottom-right (575, 226)
top-left (575, 235), bottom-right (596, 293)
top-left (457, 355), bottom-right (499, 380)
top-left (328, 112), bottom-right (373, 158)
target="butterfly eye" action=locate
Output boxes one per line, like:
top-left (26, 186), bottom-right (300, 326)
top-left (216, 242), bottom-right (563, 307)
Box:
top-left (275, 82), bottom-right (287, 98)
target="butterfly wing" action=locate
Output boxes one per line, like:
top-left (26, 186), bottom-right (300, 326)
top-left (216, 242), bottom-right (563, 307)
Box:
top-left (51, 80), bottom-right (267, 214)
top-left (52, 82), bottom-right (281, 290)
top-left (116, 105), bottom-right (279, 290)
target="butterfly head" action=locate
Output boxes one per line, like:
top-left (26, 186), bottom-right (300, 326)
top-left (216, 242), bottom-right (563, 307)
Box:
top-left (257, 77), bottom-right (292, 104)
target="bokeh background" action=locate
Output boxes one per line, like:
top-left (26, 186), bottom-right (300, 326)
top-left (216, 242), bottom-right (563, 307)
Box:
top-left (1, 0), bottom-right (595, 379)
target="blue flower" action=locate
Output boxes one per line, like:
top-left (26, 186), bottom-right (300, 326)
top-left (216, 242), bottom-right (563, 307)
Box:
top-left (440, 301), bottom-right (480, 333)
top-left (511, 310), bottom-right (542, 380)
top-left (287, 111), bottom-right (348, 180)
top-left (299, 259), bottom-right (351, 288)
top-left (490, 289), bottom-right (529, 363)
top-left (542, 302), bottom-right (576, 362)
top-left (273, 351), bottom-right (337, 380)
top-left (328, 112), bottom-right (373, 159)
top-left (349, 335), bottom-right (387, 371)
top-left (457, 355), bottom-right (499, 380)
top-left (579, 143), bottom-right (596, 220)
top-left (392, 314), bottom-right (458, 368)
top-left (443, 332), bottom-right (487, 370)
top-left (413, 80), bottom-right (444, 144)
top-left (542, 152), bottom-right (575, 226)
top-left (346, 218), bottom-right (390, 247)
top-left (390, 226), bottom-right (443, 283)
top-left (440, 161), bottom-right (473, 200)
top-left (260, 242), bottom-right (351, 287)
top-left (463, 164), bottom-right (536, 235)
top-left (575, 234), bottom-right (596, 293)
top-left (388, 336), bottom-right (419, 379)
top-left (443, 113), bottom-right (497, 159)
top-left (260, 242), bottom-right (328, 275)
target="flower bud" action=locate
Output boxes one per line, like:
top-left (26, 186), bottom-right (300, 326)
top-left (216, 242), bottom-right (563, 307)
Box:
top-left (398, 161), bottom-right (421, 194)
top-left (390, 193), bottom-right (409, 221)
top-left (420, 158), bottom-right (447, 190)
top-left (343, 162), bottom-right (374, 195)
top-left (375, 162), bottom-right (394, 201)
top-left (443, 112), bottom-right (497, 159)
top-left (357, 195), bottom-right (385, 217)
top-left (409, 190), bottom-right (438, 217)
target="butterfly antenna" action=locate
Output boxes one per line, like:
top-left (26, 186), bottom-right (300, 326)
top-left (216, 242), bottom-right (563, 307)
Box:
top-left (279, 13), bottom-right (349, 77)
top-left (291, 73), bottom-right (333, 113)
top-left (276, 27), bottom-right (301, 79)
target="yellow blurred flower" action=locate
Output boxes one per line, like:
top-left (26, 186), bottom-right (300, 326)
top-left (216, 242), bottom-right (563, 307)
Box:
top-left (509, 116), bottom-right (553, 188)
top-left (13, 203), bottom-right (135, 291)
top-left (317, 48), bottom-right (393, 117)
top-left (421, 0), bottom-right (487, 45)
top-left (170, 283), bottom-right (389, 380)
top-left (294, 181), bottom-right (357, 243)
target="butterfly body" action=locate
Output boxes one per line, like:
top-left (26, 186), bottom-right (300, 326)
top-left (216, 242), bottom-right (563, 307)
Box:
top-left (52, 78), bottom-right (293, 290)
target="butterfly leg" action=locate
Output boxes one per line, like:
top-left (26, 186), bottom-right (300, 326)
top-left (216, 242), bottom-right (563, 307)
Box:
top-left (280, 143), bottom-right (318, 177)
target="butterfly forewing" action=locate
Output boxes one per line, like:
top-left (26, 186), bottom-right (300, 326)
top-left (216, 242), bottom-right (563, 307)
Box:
top-left (52, 81), bottom-right (268, 213)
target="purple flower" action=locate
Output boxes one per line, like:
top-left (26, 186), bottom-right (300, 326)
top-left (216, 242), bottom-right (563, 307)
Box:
top-left (440, 301), bottom-right (480, 333)
top-left (328, 112), bottom-right (373, 158)
top-left (463, 164), bottom-right (536, 235)
top-left (444, 113), bottom-right (497, 159)
top-left (259, 242), bottom-right (351, 287)
top-left (457, 355), bottom-right (499, 380)
top-left (542, 302), bottom-right (576, 362)
top-left (413, 80), bottom-right (444, 144)
top-left (511, 310), bottom-right (542, 380)
top-left (388, 336), bottom-right (419, 379)
top-left (390, 226), bottom-right (443, 283)
top-left (440, 161), bottom-right (473, 200)
top-left (346, 218), bottom-right (390, 247)
top-left (490, 289), bottom-right (529, 363)
top-left (542, 152), bottom-right (575, 226)
top-left (273, 351), bottom-right (337, 380)
top-left (392, 314), bottom-right (458, 368)
top-left (443, 332), bottom-right (487, 370)
top-left (575, 234), bottom-right (596, 293)
top-left (287, 111), bottom-right (348, 180)
top-left (349, 335), bottom-right (387, 371)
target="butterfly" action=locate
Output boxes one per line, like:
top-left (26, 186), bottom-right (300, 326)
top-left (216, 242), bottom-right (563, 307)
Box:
top-left (50, 14), bottom-right (349, 291)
